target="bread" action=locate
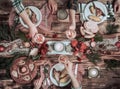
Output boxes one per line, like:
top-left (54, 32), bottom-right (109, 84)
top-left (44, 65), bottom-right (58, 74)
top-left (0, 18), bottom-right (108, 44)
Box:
top-left (25, 8), bottom-right (32, 17)
top-left (60, 74), bottom-right (70, 83)
top-left (60, 68), bottom-right (68, 78)
top-left (53, 68), bottom-right (70, 84)
top-left (88, 15), bottom-right (101, 22)
top-left (89, 6), bottom-right (95, 14)
top-left (53, 68), bottom-right (61, 83)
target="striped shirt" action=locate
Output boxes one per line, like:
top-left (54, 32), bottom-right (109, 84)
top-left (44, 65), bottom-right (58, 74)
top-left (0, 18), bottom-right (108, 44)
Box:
top-left (10, 0), bottom-right (25, 14)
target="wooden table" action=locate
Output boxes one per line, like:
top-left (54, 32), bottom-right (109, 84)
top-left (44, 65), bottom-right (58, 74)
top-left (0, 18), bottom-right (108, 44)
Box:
top-left (0, 0), bottom-right (120, 89)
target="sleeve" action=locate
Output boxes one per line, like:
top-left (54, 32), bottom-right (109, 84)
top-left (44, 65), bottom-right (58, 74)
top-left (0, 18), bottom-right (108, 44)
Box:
top-left (67, 0), bottom-right (78, 11)
top-left (10, 0), bottom-right (25, 14)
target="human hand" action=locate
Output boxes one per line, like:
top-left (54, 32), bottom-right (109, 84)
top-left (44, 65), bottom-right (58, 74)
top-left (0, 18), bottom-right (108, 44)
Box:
top-left (69, 23), bottom-right (76, 31)
top-left (33, 66), bottom-right (45, 89)
top-left (114, 0), bottom-right (120, 14)
top-left (48, 0), bottom-right (57, 14)
top-left (64, 60), bottom-right (74, 77)
top-left (8, 9), bottom-right (16, 28)
top-left (29, 25), bottom-right (38, 42)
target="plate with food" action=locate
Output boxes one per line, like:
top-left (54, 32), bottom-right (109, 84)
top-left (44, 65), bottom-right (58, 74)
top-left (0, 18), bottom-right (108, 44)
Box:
top-left (84, 1), bottom-right (108, 24)
top-left (34, 33), bottom-right (45, 44)
top-left (50, 63), bottom-right (71, 87)
top-left (66, 29), bottom-right (76, 39)
top-left (19, 6), bottom-right (42, 28)
top-left (58, 55), bottom-right (69, 64)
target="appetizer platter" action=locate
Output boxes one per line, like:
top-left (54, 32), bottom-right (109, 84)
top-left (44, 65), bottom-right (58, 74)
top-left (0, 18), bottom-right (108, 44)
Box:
top-left (10, 57), bottom-right (37, 84)
top-left (50, 63), bottom-right (71, 87)
top-left (84, 1), bottom-right (108, 24)
top-left (19, 6), bottom-right (42, 28)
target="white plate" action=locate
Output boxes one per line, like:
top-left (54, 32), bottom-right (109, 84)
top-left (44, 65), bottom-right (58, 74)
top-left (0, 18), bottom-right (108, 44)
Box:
top-left (84, 1), bottom-right (108, 24)
top-left (19, 6), bottom-right (42, 28)
top-left (50, 63), bottom-right (71, 87)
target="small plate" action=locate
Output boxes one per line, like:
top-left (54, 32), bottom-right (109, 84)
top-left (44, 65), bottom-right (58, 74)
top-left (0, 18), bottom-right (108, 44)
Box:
top-left (19, 6), bottom-right (42, 28)
top-left (54, 42), bottom-right (64, 52)
top-left (50, 63), bottom-right (71, 87)
top-left (66, 30), bottom-right (76, 39)
top-left (84, 1), bottom-right (108, 24)
top-left (57, 9), bottom-right (68, 20)
top-left (34, 34), bottom-right (45, 44)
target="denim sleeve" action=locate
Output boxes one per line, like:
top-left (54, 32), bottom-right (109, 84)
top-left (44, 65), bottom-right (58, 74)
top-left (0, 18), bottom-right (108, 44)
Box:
top-left (67, 0), bottom-right (78, 11)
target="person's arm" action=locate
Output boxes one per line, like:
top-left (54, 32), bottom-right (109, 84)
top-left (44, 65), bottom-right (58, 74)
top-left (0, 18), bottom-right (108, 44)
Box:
top-left (69, 9), bottom-right (76, 30)
top-left (67, 0), bottom-right (78, 30)
top-left (64, 60), bottom-right (81, 89)
top-left (47, 0), bottom-right (57, 14)
top-left (69, 72), bottom-right (81, 89)
top-left (33, 66), bottom-right (45, 89)
top-left (10, 0), bottom-right (38, 42)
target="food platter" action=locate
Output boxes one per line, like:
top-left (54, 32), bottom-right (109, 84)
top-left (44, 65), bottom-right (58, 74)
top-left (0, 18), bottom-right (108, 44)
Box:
top-left (10, 57), bottom-right (37, 84)
top-left (84, 1), bottom-right (108, 24)
top-left (50, 63), bottom-right (71, 87)
top-left (19, 6), bottom-right (42, 28)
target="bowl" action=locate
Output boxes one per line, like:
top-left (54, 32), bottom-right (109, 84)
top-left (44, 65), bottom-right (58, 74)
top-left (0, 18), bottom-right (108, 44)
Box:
top-left (88, 66), bottom-right (100, 78)
top-left (66, 30), bottom-right (76, 39)
top-left (50, 63), bottom-right (71, 87)
top-left (34, 34), bottom-right (45, 44)
top-left (57, 9), bottom-right (68, 20)
top-left (19, 6), bottom-right (42, 28)
top-left (54, 42), bottom-right (64, 52)
top-left (58, 55), bottom-right (69, 64)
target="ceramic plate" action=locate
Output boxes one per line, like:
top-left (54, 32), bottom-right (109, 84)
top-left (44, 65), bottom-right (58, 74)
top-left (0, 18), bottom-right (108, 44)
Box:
top-left (84, 1), bottom-right (108, 24)
top-left (19, 6), bottom-right (42, 28)
top-left (50, 63), bottom-right (71, 87)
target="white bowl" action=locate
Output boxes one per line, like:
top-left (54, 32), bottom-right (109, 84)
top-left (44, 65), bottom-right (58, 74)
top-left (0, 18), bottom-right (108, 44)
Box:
top-left (50, 63), bottom-right (71, 87)
top-left (54, 42), bottom-right (64, 52)
top-left (19, 6), bottom-right (42, 28)
top-left (34, 34), bottom-right (45, 44)
top-left (88, 67), bottom-right (100, 78)
top-left (66, 30), bottom-right (76, 39)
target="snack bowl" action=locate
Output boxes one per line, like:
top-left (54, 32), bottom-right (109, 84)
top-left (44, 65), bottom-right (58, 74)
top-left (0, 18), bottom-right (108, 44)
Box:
top-left (57, 9), bottom-right (68, 20)
top-left (88, 66), bottom-right (100, 78)
top-left (34, 34), bottom-right (45, 44)
top-left (54, 42), bottom-right (64, 52)
top-left (58, 55), bottom-right (69, 64)
top-left (66, 30), bottom-right (76, 39)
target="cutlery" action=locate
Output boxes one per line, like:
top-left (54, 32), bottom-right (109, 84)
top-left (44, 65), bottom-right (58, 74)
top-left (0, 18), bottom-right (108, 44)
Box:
top-left (79, 3), bottom-right (84, 24)
top-left (74, 64), bottom-right (78, 77)
top-left (91, 1), bottom-right (96, 16)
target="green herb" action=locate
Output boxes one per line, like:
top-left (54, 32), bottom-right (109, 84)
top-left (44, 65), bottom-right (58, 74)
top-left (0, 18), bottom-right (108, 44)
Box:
top-left (104, 59), bottom-right (120, 69)
top-left (16, 30), bottom-right (28, 42)
top-left (106, 24), bottom-right (119, 34)
top-left (94, 33), bottom-right (103, 42)
top-left (86, 53), bottom-right (101, 64)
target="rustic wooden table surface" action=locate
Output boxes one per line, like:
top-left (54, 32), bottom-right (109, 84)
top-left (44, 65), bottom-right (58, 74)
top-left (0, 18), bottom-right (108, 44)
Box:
top-left (0, 0), bottom-right (120, 89)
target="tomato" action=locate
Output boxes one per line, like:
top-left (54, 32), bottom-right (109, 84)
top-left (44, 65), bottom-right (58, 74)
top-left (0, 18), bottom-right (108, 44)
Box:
top-left (0, 45), bottom-right (5, 52)
top-left (71, 39), bottom-right (78, 47)
top-left (115, 41), bottom-right (120, 48)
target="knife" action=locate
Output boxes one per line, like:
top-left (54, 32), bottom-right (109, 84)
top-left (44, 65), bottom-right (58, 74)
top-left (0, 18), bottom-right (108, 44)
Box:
top-left (91, 1), bottom-right (96, 16)
top-left (74, 64), bottom-right (78, 77)
top-left (79, 3), bottom-right (84, 24)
